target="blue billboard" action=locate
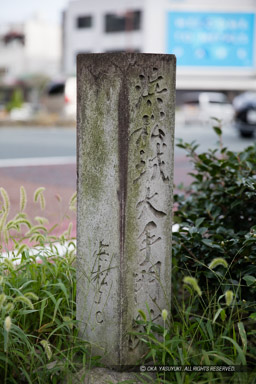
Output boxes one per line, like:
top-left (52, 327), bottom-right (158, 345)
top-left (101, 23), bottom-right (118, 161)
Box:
top-left (167, 12), bottom-right (255, 67)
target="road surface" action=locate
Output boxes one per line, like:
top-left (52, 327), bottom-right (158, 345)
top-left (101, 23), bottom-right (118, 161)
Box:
top-left (0, 123), bottom-right (254, 161)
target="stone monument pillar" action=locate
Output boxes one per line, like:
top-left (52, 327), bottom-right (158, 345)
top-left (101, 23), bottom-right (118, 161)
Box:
top-left (77, 53), bottom-right (176, 366)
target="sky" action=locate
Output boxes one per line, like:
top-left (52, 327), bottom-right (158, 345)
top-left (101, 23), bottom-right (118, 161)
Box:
top-left (0, 0), bottom-right (69, 25)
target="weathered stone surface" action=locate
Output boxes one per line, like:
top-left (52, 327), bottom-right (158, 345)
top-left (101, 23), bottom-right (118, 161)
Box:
top-left (77, 53), bottom-right (176, 366)
top-left (65, 367), bottom-right (153, 384)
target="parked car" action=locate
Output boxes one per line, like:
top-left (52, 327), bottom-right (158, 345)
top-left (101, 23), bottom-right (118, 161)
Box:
top-left (42, 80), bottom-right (64, 115)
top-left (233, 92), bottom-right (256, 138)
top-left (180, 92), bottom-right (234, 126)
top-left (42, 77), bottom-right (76, 119)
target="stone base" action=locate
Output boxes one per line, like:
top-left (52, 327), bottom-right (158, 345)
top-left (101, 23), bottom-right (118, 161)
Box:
top-left (64, 367), bottom-right (154, 384)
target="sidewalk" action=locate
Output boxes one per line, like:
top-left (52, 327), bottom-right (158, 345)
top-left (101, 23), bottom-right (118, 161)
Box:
top-left (0, 116), bottom-right (76, 128)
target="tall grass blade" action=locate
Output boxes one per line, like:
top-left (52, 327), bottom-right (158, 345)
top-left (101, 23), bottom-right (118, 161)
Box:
top-left (237, 322), bottom-right (247, 353)
top-left (221, 336), bottom-right (246, 365)
top-left (19, 186), bottom-right (27, 212)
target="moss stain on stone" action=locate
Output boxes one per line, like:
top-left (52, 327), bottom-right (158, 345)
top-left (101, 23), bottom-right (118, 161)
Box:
top-left (81, 86), bottom-right (110, 204)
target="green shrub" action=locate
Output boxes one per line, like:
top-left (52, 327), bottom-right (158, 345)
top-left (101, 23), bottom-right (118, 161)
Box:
top-left (172, 124), bottom-right (256, 312)
top-left (161, 123), bottom-right (256, 382)
top-left (6, 89), bottom-right (24, 113)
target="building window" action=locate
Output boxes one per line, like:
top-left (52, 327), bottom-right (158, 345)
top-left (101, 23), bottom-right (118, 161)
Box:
top-left (3, 31), bottom-right (25, 45)
top-left (77, 16), bottom-right (92, 29)
top-left (105, 10), bottom-right (141, 33)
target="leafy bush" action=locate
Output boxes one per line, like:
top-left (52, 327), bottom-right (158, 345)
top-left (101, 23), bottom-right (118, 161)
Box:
top-left (172, 124), bottom-right (256, 312)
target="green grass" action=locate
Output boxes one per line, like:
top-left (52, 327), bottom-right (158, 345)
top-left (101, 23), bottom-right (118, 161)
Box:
top-left (0, 187), bottom-right (97, 383)
top-left (132, 269), bottom-right (256, 384)
top-left (0, 246), bottom-right (98, 383)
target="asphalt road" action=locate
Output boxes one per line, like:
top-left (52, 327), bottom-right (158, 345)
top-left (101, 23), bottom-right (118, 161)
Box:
top-left (175, 121), bottom-right (256, 155)
top-left (0, 123), bottom-right (254, 161)
top-left (0, 127), bottom-right (76, 159)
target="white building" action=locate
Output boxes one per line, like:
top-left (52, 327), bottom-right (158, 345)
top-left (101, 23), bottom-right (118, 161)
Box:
top-left (63, 0), bottom-right (256, 92)
top-left (63, 0), bottom-right (144, 74)
top-left (0, 15), bottom-right (61, 80)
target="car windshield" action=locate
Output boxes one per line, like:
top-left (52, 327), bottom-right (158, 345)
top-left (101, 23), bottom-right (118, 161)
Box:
top-left (47, 83), bottom-right (65, 96)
